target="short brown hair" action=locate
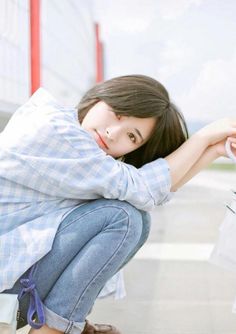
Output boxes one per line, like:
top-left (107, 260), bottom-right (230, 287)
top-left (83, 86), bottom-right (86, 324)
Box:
top-left (77, 74), bottom-right (188, 168)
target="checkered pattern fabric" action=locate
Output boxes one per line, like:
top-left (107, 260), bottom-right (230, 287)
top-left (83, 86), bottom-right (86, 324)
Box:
top-left (0, 88), bottom-right (172, 292)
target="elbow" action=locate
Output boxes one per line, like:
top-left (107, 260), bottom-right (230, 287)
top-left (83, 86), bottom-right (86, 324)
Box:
top-left (170, 185), bottom-right (178, 192)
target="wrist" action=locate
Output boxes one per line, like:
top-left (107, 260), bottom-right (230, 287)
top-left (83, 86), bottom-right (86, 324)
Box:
top-left (190, 131), bottom-right (210, 148)
top-left (209, 144), bottom-right (221, 159)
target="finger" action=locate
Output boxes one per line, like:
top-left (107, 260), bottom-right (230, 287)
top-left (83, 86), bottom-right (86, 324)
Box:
top-left (227, 137), bottom-right (236, 143)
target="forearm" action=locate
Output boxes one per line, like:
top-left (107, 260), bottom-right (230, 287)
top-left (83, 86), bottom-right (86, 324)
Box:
top-left (170, 145), bottom-right (219, 191)
top-left (165, 117), bottom-right (236, 190)
top-left (165, 132), bottom-right (210, 190)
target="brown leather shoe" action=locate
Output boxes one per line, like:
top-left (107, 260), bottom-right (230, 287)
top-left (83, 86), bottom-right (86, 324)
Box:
top-left (82, 320), bottom-right (121, 334)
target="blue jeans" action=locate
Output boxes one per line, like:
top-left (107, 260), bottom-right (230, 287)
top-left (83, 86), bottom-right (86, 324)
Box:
top-left (5, 199), bottom-right (151, 334)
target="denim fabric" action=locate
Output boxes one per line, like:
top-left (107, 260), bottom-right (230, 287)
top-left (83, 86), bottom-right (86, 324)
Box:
top-left (4, 199), bottom-right (151, 334)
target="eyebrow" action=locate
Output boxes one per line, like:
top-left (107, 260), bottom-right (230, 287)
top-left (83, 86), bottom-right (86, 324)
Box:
top-left (134, 128), bottom-right (144, 143)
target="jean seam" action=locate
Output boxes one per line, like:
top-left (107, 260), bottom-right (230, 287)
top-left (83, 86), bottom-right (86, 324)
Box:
top-left (68, 206), bottom-right (135, 319)
top-left (65, 321), bottom-right (74, 334)
top-left (57, 203), bottom-right (133, 234)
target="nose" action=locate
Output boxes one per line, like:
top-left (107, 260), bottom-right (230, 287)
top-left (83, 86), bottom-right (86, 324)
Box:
top-left (105, 126), bottom-right (121, 141)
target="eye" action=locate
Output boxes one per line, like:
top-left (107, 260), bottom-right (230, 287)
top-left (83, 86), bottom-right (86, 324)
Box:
top-left (128, 132), bottom-right (136, 143)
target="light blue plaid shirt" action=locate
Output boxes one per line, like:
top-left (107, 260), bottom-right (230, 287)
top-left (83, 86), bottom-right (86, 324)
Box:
top-left (0, 88), bottom-right (172, 292)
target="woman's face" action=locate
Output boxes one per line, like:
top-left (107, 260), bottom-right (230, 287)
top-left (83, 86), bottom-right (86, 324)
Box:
top-left (81, 101), bottom-right (156, 158)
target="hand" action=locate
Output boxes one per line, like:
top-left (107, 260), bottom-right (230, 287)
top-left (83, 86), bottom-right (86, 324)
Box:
top-left (212, 137), bottom-right (236, 159)
top-left (197, 118), bottom-right (236, 146)
top-left (225, 137), bottom-right (236, 161)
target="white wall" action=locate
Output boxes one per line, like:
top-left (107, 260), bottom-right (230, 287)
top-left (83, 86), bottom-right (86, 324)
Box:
top-left (0, 0), bottom-right (96, 130)
top-left (0, 0), bottom-right (30, 108)
top-left (41, 0), bottom-right (96, 106)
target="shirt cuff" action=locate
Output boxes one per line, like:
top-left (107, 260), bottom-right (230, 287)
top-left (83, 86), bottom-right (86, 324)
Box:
top-left (140, 158), bottom-right (173, 206)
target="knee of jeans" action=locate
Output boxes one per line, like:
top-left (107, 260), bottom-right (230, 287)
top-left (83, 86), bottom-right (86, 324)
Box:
top-left (140, 211), bottom-right (151, 241)
top-left (109, 200), bottom-right (144, 245)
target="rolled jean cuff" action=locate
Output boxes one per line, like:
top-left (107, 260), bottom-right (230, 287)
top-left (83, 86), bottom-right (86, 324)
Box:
top-left (44, 305), bottom-right (86, 334)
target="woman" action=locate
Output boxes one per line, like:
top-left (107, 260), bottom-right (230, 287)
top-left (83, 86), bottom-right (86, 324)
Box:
top-left (1, 75), bottom-right (236, 334)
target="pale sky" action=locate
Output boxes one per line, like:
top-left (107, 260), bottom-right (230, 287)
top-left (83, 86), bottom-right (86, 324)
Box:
top-left (93, 0), bottom-right (236, 124)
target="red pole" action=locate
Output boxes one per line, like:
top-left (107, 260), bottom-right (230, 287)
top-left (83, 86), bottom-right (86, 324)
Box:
top-left (30, 0), bottom-right (41, 94)
top-left (95, 23), bottom-right (103, 83)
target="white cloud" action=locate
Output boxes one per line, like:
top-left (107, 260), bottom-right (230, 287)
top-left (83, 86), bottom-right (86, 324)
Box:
top-left (178, 51), bottom-right (236, 121)
top-left (113, 17), bottom-right (150, 33)
top-left (159, 0), bottom-right (205, 20)
top-left (157, 41), bottom-right (193, 80)
top-left (93, 0), bottom-right (155, 37)
top-left (93, 0), bottom-right (236, 123)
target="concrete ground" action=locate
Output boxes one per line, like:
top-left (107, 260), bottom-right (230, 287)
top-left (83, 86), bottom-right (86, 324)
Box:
top-left (18, 169), bottom-right (236, 334)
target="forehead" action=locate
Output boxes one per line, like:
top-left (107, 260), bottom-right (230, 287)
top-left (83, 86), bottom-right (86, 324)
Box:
top-left (93, 101), bottom-right (112, 112)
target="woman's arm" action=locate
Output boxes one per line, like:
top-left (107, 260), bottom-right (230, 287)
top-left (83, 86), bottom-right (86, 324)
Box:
top-left (170, 145), bottom-right (218, 191)
top-left (171, 137), bottom-right (236, 191)
top-left (165, 118), bottom-right (236, 191)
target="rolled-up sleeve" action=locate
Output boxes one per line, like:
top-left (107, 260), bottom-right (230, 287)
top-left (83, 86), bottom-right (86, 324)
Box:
top-left (55, 126), bottom-right (173, 211)
top-left (0, 88), bottom-right (173, 212)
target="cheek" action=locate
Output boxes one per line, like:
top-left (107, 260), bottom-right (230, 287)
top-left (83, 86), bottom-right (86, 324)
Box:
top-left (114, 142), bottom-right (137, 157)
top-left (82, 112), bottom-right (100, 129)
top-left (81, 113), bottom-right (91, 128)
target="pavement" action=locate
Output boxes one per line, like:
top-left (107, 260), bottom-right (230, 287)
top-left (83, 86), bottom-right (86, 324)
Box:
top-left (18, 168), bottom-right (236, 334)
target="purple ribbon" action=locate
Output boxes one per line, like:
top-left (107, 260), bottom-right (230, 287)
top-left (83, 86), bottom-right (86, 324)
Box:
top-left (18, 265), bottom-right (45, 329)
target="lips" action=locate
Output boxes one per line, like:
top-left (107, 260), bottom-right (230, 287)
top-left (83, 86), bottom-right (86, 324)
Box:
top-left (95, 130), bottom-right (109, 149)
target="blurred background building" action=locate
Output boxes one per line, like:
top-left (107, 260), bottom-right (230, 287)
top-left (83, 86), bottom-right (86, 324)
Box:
top-left (0, 0), bottom-right (101, 130)
top-left (1, 0), bottom-right (236, 138)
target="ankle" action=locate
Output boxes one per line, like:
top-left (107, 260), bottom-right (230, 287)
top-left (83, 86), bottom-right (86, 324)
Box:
top-left (29, 324), bottom-right (63, 334)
